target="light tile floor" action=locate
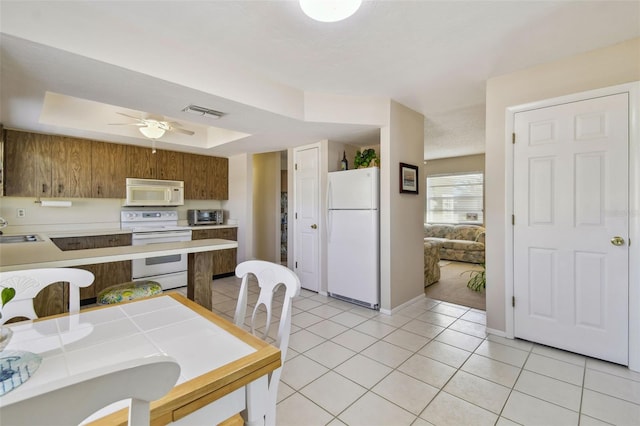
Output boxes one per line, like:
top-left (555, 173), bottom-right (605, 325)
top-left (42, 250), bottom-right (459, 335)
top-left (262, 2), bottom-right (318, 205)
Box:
top-left (173, 277), bottom-right (640, 426)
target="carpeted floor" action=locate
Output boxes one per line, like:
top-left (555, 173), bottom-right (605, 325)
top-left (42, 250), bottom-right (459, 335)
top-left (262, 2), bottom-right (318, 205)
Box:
top-left (424, 261), bottom-right (486, 311)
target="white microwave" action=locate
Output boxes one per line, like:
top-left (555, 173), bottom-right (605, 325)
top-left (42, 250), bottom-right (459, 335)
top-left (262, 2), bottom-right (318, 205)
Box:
top-left (124, 178), bottom-right (184, 206)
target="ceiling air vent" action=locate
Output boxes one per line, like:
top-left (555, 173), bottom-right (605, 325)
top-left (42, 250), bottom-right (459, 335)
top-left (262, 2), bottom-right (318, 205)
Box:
top-left (181, 104), bottom-right (225, 119)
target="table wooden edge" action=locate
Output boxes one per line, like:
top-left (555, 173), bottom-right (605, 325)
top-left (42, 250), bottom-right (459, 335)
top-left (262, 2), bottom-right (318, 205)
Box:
top-left (87, 293), bottom-right (281, 426)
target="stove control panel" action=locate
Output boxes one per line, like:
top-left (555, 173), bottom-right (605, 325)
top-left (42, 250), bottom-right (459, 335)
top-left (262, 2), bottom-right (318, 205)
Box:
top-left (121, 210), bottom-right (178, 222)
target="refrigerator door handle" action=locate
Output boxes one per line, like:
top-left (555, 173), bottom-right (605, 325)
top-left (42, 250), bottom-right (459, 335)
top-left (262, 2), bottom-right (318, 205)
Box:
top-left (326, 180), bottom-right (332, 242)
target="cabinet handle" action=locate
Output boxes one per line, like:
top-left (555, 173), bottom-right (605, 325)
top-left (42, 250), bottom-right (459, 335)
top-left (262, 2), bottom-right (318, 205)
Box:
top-left (42, 183), bottom-right (48, 194)
top-left (58, 184), bottom-right (64, 194)
top-left (97, 185), bottom-right (102, 195)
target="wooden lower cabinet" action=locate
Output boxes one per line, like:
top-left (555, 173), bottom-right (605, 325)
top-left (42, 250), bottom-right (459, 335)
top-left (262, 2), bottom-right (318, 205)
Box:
top-left (30, 260), bottom-right (132, 317)
top-left (76, 261), bottom-right (132, 300)
top-left (191, 228), bottom-right (237, 276)
top-left (49, 233), bottom-right (133, 301)
top-left (32, 283), bottom-right (68, 319)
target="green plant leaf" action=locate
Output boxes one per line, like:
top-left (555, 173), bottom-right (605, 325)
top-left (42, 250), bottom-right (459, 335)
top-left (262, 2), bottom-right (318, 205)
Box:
top-left (461, 263), bottom-right (486, 292)
top-left (1, 287), bottom-right (16, 307)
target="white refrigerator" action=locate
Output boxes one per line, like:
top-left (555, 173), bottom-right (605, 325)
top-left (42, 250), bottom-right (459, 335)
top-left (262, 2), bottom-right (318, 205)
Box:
top-left (327, 167), bottom-right (380, 309)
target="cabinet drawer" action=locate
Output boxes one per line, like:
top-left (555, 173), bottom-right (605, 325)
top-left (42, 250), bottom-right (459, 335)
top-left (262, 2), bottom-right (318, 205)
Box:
top-left (91, 234), bottom-right (132, 248)
top-left (192, 228), bottom-right (237, 241)
top-left (52, 233), bottom-right (131, 251)
top-left (51, 236), bottom-right (95, 251)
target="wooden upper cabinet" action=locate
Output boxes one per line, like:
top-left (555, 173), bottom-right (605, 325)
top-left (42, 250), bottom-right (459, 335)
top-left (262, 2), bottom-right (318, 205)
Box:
top-left (127, 145), bottom-right (157, 179)
top-left (91, 141), bottom-right (127, 198)
top-left (156, 149), bottom-right (184, 181)
top-left (4, 130), bottom-right (228, 200)
top-left (210, 156), bottom-right (229, 200)
top-left (182, 154), bottom-right (228, 200)
top-left (183, 153), bottom-right (209, 199)
top-left (51, 136), bottom-right (92, 198)
top-left (5, 130), bottom-right (52, 197)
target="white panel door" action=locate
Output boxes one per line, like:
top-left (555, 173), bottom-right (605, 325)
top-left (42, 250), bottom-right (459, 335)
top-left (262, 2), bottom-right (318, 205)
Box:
top-left (513, 93), bottom-right (629, 365)
top-left (294, 146), bottom-right (320, 292)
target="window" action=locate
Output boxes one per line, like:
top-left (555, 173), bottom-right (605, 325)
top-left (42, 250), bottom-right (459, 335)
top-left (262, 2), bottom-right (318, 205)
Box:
top-left (426, 172), bottom-right (484, 224)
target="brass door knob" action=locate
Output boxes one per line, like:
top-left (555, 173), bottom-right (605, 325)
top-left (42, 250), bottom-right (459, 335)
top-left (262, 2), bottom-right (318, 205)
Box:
top-left (611, 236), bottom-right (625, 246)
top-left (311, 224), bottom-right (317, 229)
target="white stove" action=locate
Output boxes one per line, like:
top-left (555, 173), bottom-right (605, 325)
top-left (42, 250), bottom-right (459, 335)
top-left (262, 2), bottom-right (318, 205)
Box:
top-left (121, 210), bottom-right (192, 290)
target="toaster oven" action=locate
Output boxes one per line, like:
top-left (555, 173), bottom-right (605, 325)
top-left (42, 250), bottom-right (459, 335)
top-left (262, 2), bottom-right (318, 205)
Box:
top-left (187, 209), bottom-right (224, 226)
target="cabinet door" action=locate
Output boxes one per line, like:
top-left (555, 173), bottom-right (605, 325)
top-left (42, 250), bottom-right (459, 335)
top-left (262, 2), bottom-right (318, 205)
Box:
top-left (209, 156), bottom-right (229, 200)
top-left (91, 141), bottom-right (127, 198)
top-left (77, 261), bottom-right (132, 300)
top-left (4, 130), bottom-right (51, 197)
top-left (127, 145), bottom-right (157, 179)
top-left (183, 153), bottom-right (209, 199)
top-left (51, 136), bottom-right (92, 198)
top-left (156, 150), bottom-right (184, 181)
top-left (33, 282), bottom-right (67, 318)
top-left (212, 249), bottom-right (237, 276)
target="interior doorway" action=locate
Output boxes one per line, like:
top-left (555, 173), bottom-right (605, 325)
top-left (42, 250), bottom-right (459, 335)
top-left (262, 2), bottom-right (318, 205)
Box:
top-left (280, 151), bottom-right (288, 265)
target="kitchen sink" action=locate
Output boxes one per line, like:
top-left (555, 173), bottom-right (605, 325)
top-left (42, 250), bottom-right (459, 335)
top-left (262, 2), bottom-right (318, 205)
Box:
top-left (0, 234), bottom-right (43, 244)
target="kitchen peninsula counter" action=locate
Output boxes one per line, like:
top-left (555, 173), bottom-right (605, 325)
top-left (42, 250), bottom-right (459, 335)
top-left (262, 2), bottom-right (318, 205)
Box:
top-left (0, 236), bottom-right (238, 310)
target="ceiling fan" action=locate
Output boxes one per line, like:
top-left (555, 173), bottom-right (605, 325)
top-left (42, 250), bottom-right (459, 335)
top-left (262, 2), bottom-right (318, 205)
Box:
top-left (110, 112), bottom-right (195, 139)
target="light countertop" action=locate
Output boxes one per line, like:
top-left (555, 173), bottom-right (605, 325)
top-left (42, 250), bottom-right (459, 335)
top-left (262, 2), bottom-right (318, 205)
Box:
top-left (0, 233), bottom-right (238, 272)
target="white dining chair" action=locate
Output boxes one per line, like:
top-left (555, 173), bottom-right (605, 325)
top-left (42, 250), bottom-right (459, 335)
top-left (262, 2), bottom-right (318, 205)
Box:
top-left (0, 354), bottom-right (181, 426)
top-left (172, 260), bottom-right (301, 426)
top-left (0, 268), bottom-right (94, 325)
top-left (233, 260), bottom-right (301, 426)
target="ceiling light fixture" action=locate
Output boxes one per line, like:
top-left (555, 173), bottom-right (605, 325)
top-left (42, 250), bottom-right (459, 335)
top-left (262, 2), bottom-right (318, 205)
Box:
top-left (299, 0), bottom-right (362, 22)
top-left (138, 124), bottom-right (165, 139)
top-left (182, 104), bottom-right (225, 119)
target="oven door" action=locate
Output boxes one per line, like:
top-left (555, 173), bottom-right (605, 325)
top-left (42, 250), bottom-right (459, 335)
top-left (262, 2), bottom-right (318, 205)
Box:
top-left (131, 230), bottom-right (192, 281)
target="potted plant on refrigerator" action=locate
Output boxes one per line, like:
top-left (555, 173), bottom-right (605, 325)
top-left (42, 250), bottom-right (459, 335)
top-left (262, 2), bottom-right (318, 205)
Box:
top-left (354, 149), bottom-right (379, 168)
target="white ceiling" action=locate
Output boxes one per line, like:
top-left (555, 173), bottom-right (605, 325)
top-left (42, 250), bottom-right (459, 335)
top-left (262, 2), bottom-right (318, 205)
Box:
top-left (1, 1), bottom-right (638, 159)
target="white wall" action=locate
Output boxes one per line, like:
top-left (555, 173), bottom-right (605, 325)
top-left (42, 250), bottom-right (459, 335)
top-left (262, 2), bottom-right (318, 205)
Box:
top-left (380, 101), bottom-right (425, 313)
top-left (485, 37), bottom-right (640, 333)
top-left (226, 153), bottom-right (253, 262)
top-left (424, 154), bottom-right (485, 177)
top-left (0, 196), bottom-right (222, 234)
top-left (252, 152), bottom-right (281, 262)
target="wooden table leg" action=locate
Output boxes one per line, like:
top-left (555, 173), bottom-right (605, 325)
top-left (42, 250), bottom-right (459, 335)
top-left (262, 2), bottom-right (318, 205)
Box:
top-left (188, 251), bottom-right (213, 310)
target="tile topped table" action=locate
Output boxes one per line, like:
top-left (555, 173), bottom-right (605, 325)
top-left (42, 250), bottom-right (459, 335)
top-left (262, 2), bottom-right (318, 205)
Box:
top-left (0, 293), bottom-right (280, 425)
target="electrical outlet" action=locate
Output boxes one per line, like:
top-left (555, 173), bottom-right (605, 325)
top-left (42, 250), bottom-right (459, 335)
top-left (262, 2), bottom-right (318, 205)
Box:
top-left (16, 208), bottom-right (26, 218)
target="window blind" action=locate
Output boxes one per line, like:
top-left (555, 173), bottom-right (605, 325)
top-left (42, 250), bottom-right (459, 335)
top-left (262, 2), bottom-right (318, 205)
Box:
top-left (426, 172), bottom-right (484, 224)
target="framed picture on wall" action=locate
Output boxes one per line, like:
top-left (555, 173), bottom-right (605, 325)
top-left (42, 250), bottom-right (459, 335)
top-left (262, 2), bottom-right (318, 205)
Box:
top-left (400, 162), bottom-right (419, 194)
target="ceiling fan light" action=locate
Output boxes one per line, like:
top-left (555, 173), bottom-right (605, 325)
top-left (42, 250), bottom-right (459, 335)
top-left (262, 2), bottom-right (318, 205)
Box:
top-left (299, 0), bottom-right (362, 22)
top-left (139, 126), bottom-right (165, 139)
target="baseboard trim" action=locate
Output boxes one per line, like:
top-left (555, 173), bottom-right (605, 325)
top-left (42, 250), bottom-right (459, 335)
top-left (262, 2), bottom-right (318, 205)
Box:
top-left (380, 293), bottom-right (427, 316)
top-left (486, 327), bottom-right (508, 338)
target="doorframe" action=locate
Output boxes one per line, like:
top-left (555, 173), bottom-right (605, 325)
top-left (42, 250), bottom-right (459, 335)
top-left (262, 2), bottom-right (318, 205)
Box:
top-left (504, 81), bottom-right (640, 371)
